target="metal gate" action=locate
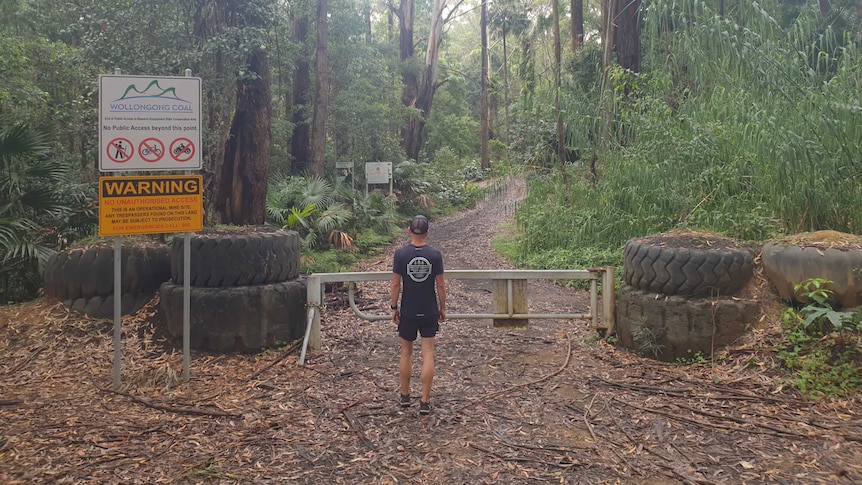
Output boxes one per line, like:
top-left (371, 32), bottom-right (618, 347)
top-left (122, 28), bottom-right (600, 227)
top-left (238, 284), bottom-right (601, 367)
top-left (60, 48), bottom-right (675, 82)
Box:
top-left (299, 267), bottom-right (615, 365)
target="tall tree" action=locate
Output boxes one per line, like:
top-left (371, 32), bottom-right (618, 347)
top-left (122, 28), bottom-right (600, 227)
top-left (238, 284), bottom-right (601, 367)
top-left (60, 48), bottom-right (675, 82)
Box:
top-left (480, 0), bottom-right (490, 169)
top-left (290, 6), bottom-right (313, 174)
top-left (214, 0), bottom-right (273, 224)
top-left (399, 0), bottom-right (465, 161)
top-left (551, 0), bottom-right (566, 165)
top-left (310, 0), bottom-right (329, 176)
top-left (489, 0), bottom-right (528, 153)
top-left (614, 0), bottom-right (641, 73)
top-left (571, 0), bottom-right (583, 54)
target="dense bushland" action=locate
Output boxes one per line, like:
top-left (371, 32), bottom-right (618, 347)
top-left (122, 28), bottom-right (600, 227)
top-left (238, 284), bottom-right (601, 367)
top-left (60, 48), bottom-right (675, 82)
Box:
top-left (509, 0), bottom-right (862, 270)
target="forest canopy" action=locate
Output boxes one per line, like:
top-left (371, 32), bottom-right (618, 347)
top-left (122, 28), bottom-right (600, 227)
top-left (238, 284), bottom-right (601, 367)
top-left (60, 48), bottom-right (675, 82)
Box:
top-left (1, 0), bottom-right (861, 302)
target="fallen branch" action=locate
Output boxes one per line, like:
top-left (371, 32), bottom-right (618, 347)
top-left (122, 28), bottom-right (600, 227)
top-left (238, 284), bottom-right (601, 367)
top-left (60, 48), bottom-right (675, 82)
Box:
top-left (456, 334), bottom-right (572, 412)
top-left (468, 442), bottom-right (581, 468)
top-left (101, 388), bottom-right (242, 418)
top-left (614, 397), bottom-right (807, 438)
top-left (341, 408), bottom-right (376, 451)
top-left (6, 342), bottom-right (48, 376)
top-left (672, 401), bottom-right (808, 438)
top-left (247, 340), bottom-right (303, 381)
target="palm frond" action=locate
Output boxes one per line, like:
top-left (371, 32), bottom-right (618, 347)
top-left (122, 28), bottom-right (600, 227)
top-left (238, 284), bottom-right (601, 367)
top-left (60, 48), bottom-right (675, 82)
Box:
top-left (0, 124), bottom-right (51, 163)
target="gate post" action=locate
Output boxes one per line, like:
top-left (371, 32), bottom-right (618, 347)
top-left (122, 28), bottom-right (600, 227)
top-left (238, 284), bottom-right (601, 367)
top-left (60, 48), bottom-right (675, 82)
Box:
top-left (493, 278), bottom-right (528, 328)
top-left (300, 275), bottom-right (322, 365)
top-left (602, 266), bottom-right (615, 335)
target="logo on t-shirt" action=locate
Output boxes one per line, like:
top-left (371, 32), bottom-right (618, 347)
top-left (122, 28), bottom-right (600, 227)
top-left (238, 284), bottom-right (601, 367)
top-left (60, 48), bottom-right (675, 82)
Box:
top-left (407, 257), bottom-right (433, 282)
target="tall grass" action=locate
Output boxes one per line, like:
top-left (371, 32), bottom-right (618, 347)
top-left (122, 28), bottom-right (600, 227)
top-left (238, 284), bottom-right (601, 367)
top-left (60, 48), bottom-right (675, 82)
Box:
top-left (514, 0), bottom-right (862, 266)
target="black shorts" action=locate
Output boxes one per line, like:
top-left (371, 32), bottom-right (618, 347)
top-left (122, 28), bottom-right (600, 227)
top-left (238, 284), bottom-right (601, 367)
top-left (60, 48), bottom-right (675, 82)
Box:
top-left (398, 315), bottom-right (439, 342)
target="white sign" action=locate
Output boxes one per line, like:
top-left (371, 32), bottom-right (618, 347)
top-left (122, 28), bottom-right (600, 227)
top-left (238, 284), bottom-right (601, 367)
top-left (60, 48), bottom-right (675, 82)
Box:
top-left (99, 75), bottom-right (202, 172)
top-left (365, 162), bottom-right (392, 184)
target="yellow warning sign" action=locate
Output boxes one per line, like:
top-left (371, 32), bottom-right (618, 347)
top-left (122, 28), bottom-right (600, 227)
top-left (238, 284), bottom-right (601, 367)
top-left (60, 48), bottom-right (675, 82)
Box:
top-left (99, 175), bottom-right (203, 236)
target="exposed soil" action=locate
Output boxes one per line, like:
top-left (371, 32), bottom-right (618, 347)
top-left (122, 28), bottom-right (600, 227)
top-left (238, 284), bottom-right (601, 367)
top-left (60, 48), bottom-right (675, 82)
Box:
top-left (2, 178), bottom-right (862, 484)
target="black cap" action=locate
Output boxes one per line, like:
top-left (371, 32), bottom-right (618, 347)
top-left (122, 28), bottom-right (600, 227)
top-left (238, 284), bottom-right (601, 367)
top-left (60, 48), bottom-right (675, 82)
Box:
top-left (409, 215), bottom-right (429, 235)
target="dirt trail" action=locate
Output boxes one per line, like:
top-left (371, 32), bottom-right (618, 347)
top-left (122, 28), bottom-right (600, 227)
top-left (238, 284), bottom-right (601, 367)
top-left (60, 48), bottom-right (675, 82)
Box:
top-left (1, 178), bottom-right (862, 484)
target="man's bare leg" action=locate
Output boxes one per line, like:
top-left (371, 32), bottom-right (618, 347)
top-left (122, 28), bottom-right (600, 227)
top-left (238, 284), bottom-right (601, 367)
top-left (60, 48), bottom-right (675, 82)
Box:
top-left (420, 337), bottom-right (435, 403)
top-left (400, 338), bottom-right (413, 396)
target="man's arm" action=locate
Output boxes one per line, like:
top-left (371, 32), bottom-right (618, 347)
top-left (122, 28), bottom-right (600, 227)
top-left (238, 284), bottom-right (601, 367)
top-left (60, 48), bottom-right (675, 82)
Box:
top-left (390, 273), bottom-right (402, 323)
top-left (436, 274), bottom-right (446, 321)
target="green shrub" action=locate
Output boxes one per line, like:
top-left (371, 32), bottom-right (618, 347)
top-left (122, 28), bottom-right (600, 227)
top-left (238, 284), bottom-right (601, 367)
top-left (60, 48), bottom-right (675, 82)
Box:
top-left (778, 278), bottom-right (862, 399)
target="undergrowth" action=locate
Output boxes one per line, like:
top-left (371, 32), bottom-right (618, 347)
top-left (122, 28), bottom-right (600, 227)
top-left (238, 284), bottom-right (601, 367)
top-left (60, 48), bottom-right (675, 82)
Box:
top-left (778, 278), bottom-right (862, 399)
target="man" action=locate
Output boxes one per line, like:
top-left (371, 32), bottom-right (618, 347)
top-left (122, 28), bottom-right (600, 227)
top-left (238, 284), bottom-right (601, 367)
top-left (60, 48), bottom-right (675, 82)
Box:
top-left (390, 215), bottom-right (446, 415)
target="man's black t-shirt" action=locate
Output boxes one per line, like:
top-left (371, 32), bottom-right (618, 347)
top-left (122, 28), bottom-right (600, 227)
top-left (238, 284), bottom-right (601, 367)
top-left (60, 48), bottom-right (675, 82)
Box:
top-left (393, 244), bottom-right (444, 319)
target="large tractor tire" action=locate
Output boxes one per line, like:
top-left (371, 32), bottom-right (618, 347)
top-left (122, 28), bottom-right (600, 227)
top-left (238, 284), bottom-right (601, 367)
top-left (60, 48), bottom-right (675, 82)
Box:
top-left (170, 227), bottom-right (300, 287)
top-left (615, 285), bottom-right (759, 362)
top-left (159, 278), bottom-right (307, 351)
top-left (761, 232), bottom-right (862, 308)
top-left (43, 241), bottom-right (171, 303)
top-left (624, 233), bottom-right (754, 298)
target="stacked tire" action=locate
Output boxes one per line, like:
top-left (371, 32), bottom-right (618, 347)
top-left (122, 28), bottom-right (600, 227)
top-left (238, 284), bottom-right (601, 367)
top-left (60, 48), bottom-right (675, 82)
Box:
top-left (43, 241), bottom-right (171, 318)
top-left (158, 227), bottom-right (307, 352)
top-left (616, 232), bottom-right (758, 362)
top-left (761, 231), bottom-right (862, 309)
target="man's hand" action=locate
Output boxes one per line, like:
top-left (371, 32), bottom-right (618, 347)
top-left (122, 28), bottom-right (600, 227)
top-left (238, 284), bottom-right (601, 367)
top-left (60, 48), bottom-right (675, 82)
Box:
top-left (392, 308), bottom-right (399, 323)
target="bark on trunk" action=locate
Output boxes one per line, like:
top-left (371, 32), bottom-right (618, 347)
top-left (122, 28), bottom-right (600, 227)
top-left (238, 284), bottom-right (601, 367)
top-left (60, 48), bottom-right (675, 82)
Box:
top-left (615, 0), bottom-right (641, 73)
top-left (402, 0), bottom-right (445, 161)
top-left (290, 14), bottom-right (312, 175)
top-left (480, 0), bottom-right (490, 170)
top-left (216, 49), bottom-right (272, 224)
top-left (194, 0), bottom-right (236, 222)
top-left (310, 0), bottom-right (329, 177)
top-left (571, 0), bottom-right (583, 54)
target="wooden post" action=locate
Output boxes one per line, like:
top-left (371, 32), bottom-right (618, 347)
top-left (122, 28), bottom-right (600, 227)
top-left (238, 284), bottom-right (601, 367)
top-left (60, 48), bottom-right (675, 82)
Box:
top-left (493, 279), bottom-right (528, 328)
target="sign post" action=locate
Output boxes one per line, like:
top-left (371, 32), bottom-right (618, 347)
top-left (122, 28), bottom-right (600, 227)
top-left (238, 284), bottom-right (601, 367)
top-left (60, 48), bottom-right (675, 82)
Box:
top-left (100, 70), bottom-right (203, 389)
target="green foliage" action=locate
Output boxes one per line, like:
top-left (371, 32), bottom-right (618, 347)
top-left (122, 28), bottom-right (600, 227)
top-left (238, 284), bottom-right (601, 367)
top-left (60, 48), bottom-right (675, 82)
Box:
top-left (778, 278), bottom-right (862, 398)
top-left (0, 122), bottom-right (95, 303)
top-left (632, 326), bottom-right (665, 358)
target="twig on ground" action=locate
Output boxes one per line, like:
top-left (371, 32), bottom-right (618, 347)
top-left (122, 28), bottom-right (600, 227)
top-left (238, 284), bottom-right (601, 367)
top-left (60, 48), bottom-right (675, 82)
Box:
top-left (456, 334), bottom-right (573, 412)
top-left (341, 408), bottom-right (377, 451)
top-left (101, 387), bottom-right (242, 418)
top-left (247, 340), bottom-right (303, 381)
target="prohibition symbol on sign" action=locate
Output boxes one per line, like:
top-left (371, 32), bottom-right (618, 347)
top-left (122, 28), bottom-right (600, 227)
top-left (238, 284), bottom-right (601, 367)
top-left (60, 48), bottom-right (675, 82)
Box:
top-left (138, 138), bottom-right (165, 163)
top-left (107, 138), bottom-right (134, 163)
top-left (169, 138), bottom-right (195, 162)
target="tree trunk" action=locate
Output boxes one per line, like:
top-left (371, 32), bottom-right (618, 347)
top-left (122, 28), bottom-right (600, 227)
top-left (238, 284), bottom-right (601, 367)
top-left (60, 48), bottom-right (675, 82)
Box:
top-left (401, 0), bottom-right (446, 161)
top-left (480, 0), bottom-right (490, 169)
top-left (399, 0), bottom-right (416, 111)
top-left (194, 0), bottom-right (236, 221)
top-left (290, 12), bottom-right (312, 174)
top-left (310, 0), bottom-right (329, 177)
top-left (571, 0), bottom-right (583, 54)
top-left (502, 21), bottom-right (510, 154)
top-left (552, 0), bottom-right (566, 165)
top-left (615, 0), bottom-right (641, 73)
top-left (215, 2), bottom-right (272, 225)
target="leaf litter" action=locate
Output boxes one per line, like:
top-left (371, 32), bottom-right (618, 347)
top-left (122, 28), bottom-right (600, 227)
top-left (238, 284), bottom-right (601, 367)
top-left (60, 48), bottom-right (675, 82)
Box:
top-left (2, 178), bottom-right (862, 484)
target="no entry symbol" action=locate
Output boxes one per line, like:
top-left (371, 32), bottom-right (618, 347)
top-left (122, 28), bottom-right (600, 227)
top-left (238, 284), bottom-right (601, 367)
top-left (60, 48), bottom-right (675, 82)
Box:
top-left (138, 138), bottom-right (165, 163)
top-left (107, 138), bottom-right (134, 163)
top-left (169, 138), bottom-right (195, 162)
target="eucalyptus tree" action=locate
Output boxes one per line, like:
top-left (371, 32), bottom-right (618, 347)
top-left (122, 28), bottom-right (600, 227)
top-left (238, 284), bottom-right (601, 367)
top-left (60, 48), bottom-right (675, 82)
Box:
top-left (290, 0), bottom-right (314, 175)
top-left (310, 0), bottom-right (330, 177)
top-left (214, 0), bottom-right (275, 225)
top-left (488, 0), bottom-right (531, 151)
top-left (480, 0), bottom-right (490, 169)
top-left (398, 0), bottom-right (467, 161)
